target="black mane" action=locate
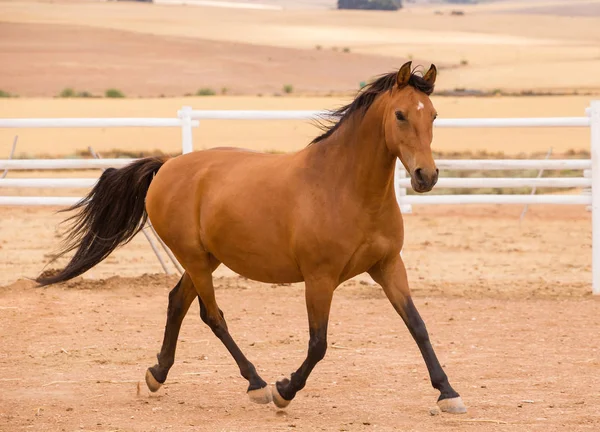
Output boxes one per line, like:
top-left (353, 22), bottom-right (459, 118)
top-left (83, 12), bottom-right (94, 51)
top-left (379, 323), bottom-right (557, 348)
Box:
top-left (311, 70), bottom-right (434, 144)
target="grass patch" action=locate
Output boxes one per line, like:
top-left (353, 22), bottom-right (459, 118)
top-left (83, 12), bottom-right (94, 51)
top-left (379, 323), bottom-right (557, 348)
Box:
top-left (58, 88), bottom-right (97, 98)
top-left (105, 88), bottom-right (125, 98)
top-left (59, 88), bottom-right (76, 98)
top-left (0, 90), bottom-right (16, 98)
top-left (196, 88), bottom-right (216, 96)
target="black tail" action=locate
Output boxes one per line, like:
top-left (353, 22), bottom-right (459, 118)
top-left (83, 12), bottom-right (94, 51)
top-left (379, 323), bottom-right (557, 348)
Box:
top-left (37, 157), bottom-right (166, 286)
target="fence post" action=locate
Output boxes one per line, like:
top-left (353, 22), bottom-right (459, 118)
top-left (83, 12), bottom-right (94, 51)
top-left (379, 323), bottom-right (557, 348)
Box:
top-left (591, 101), bottom-right (600, 295)
top-left (394, 160), bottom-right (412, 214)
top-left (179, 106), bottom-right (194, 154)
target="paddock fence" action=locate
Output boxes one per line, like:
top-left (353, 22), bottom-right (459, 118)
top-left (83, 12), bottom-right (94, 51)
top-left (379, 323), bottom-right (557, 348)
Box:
top-left (1, 101), bottom-right (599, 293)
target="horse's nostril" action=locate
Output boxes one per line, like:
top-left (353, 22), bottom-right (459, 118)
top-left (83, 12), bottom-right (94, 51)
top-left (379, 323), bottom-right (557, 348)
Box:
top-left (415, 168), bottom-right (424, 183)
top-left (435, 168), bottom-right (439, 175)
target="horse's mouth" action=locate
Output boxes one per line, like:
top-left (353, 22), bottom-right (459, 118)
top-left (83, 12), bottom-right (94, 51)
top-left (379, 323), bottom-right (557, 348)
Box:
top-left (411, 178), bottom-right (435, 193)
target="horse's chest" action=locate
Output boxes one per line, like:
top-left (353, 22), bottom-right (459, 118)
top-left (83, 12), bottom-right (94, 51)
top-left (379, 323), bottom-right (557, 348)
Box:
top-left (338, 235), bottom-right (395, 281)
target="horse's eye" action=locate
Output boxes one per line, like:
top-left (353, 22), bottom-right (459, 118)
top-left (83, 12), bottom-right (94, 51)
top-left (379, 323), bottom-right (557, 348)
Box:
top-left (395, 111), bottom-right (406, 121)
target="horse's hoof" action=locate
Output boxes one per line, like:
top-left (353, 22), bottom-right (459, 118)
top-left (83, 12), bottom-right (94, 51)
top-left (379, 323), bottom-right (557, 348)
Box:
top-left (271, 384), bottom-right (291, 409)
top-left (248, 386), bottom-right (273, 404)
top-left (437, 396), bottom-right (467, 414)
top-left (145, 369), bottom-right (162, 393)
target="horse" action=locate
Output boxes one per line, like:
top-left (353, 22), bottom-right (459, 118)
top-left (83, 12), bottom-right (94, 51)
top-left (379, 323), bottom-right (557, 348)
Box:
top-left (37, 61), bottom-right (466, 414)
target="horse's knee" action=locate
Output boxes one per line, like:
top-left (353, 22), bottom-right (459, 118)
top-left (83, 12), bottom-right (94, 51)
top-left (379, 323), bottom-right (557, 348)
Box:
top-left (201, 308), bottom-right (228, 336)
top-left (166, 279), bottom-right (185, 316)
top-left (199, 298), bottom-right (208, 324)
top-left (405, 300), bottom-right (430, 344)
top-left (309, 335), bottom-right (327, 362)
top-left (411, 321), bottom-right (430, 344)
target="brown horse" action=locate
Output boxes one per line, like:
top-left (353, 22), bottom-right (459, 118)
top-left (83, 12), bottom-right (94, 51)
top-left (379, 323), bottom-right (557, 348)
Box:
top-left (38, 61), bottom-right (466, 414)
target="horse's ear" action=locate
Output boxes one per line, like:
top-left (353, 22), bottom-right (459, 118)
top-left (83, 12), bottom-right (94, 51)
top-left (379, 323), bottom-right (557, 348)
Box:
top-left (423, 64), bottom-right (437, 86)
top-left (396, 61), bottom-right (412, 87)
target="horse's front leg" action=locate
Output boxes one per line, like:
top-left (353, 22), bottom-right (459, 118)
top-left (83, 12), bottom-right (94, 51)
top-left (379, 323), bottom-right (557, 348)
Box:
top-left (369, 254), bottom-right (466, 414)
top-left (271, 276), bottom-right (335, 408)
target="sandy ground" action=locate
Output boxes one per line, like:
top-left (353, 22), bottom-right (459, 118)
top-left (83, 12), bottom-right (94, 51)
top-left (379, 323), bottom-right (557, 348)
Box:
top-left (0, 95), bottom-right (593, 158)
top-left (1, 204), bottom-right (599, 431)
top-left (1, 0), bottom-right (600, 96)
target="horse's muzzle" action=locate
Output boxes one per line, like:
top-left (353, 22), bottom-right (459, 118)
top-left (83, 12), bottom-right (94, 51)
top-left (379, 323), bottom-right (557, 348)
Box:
top-left (411, 167), bottom-right (439, 193)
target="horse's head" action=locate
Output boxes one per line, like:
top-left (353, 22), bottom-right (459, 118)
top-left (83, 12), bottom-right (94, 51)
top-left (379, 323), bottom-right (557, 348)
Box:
top-left (383, 62), bottom-right (438, 193)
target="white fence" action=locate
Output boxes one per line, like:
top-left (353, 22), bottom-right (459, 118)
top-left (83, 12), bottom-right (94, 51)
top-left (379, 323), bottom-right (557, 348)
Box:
top-left (1, 101), bottom-right (599, 293)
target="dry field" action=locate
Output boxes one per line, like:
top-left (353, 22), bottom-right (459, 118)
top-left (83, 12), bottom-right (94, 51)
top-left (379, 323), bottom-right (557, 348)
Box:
top-left (1, 0), bottom-right (600, 96)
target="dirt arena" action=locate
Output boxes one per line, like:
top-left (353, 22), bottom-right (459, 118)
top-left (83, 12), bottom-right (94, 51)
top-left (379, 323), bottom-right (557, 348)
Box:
top-left (1, 204), bottom-right (599, 431)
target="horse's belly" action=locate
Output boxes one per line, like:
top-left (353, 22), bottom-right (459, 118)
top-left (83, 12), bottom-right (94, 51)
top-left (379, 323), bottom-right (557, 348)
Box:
top-left (202, 218), bottom-right (303, 284)
top-left (209, 243), bottom-right (304, 284)
top-left (220, 254), bottom-right (303, 284)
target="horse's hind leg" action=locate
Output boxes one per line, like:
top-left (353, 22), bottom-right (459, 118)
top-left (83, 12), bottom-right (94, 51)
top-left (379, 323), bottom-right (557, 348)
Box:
top-left (146, 272), bottom-right (198, 392)
top-left (186, 253), bottom-right (271, 404)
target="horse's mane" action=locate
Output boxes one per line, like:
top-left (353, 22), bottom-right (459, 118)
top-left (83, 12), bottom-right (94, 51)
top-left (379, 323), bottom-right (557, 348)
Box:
top-left (310, 69), bottom-right (434, 145)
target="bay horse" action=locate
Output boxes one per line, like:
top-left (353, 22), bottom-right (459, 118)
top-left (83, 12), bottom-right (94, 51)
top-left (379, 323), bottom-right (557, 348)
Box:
top-left (37, 61), bottom-right (466, 414)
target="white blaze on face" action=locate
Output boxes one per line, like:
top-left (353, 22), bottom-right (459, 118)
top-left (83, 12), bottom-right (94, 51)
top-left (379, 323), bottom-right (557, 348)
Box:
top-left (417, 101), bottom-right (425, 111)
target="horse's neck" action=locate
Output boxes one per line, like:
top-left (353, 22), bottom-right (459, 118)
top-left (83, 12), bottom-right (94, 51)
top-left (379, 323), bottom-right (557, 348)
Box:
top-left (303, 114), bottom-right (397, 206)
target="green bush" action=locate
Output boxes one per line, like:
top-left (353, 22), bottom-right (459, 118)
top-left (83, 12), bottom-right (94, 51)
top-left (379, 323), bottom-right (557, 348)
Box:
top-left (105, 88), bottom-right (125, 98)
top-left (283, 84), bottom-right (294, 94)
top-left (59, 88), bottom-right (76, 98)
top-left (0, 90), bottom-right (14, 98)
top-left (196, 88), bottom-right (216, 96)
top-left (57, 88), bottom-right (96, 98)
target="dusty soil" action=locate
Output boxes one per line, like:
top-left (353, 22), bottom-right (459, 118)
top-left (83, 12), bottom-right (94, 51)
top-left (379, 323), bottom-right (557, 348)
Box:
top-left (1, 204), bottom-right (599, 431)
top-left (1, 0), bottom-right (600, 95)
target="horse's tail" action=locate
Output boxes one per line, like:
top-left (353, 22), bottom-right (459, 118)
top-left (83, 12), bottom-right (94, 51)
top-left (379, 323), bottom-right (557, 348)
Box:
top-left (36, 157), bottom-right (166, 286)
